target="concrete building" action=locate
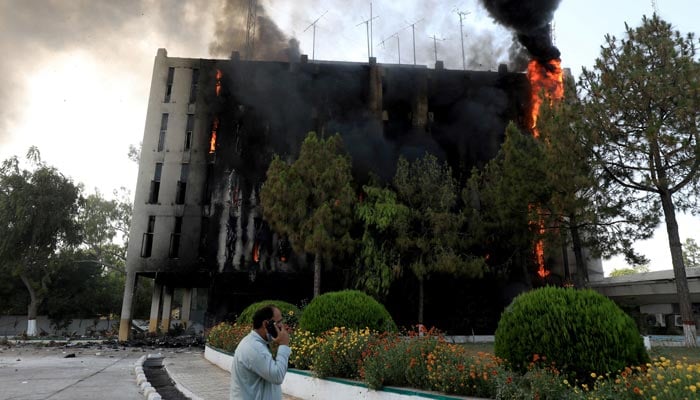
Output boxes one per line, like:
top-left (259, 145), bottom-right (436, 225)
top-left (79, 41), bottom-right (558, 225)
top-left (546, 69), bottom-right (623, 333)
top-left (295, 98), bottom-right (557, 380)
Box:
top-left (590, 268), bottom-right (700, 333)
top-left (119, 49), bottom-right (598, 340)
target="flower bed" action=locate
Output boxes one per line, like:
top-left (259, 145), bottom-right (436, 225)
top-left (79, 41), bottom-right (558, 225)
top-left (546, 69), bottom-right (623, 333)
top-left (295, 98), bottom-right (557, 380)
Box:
top-left (207, 326), bottom-right (700, 399)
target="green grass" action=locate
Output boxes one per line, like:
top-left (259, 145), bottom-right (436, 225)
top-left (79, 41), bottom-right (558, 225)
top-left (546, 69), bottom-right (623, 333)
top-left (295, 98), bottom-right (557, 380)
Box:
top-left (458, 342), bottom-right (494, 357)
top-left (459, 342), bottom-right (700, 365)
top-left (649, 346), bottom-right (700, 364)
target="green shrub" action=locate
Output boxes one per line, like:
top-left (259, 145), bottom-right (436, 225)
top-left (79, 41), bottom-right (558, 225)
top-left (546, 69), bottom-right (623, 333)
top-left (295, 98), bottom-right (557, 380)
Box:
top-left (289, 329), bottom-right (322, 370)
top-left (298, 290), bottom-right (397, 335)
top-left (206, 322), bottom-right (250, 353)
top-left (236, 300), bottom-right (301, 328)
top-left (360, 332), bottom-right (440, 390)
top-left (494, 287), bottom-right (649, 382)
top-left (311, 327), bottom-right (372, 379)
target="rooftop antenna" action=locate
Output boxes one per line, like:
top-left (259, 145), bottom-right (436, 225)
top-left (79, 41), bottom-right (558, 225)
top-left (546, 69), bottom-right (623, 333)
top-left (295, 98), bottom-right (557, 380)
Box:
top-left (454, 9), bottom-right (471, 70)
top-left (403, 18), bottom-right (424, 65)
top-left (245, 0), bottom-right (257, 60)
top-left (379, 32), bottom-right (401, 64)
top-left (550, 20), bottom-right (556, 46)
top-left (303, 10), bottom-right (328, 60)
top-left (356, 10), bottom-right (379, 60)
top-left (428, 34), bottom-right (446, 64)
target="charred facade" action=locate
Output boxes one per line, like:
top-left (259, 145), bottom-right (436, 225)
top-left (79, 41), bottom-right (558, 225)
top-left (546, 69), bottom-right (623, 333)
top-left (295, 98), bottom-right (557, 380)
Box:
top-left (119, 48), bottom-right (540, 340)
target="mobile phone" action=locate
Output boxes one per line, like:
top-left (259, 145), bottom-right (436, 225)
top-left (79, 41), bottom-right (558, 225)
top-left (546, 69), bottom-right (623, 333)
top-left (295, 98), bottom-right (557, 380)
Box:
top-left (266, 319), bottom-right (278, 338)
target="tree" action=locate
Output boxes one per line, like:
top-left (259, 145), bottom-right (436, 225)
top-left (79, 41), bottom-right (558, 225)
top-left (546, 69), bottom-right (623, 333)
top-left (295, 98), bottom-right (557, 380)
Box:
top-left (260, 132), bottom-right (355, 297)
top-left (578, 15), bottom-right (700, 346)
top-left (393, 153), bottom-right (485, 323)
top-left (0, 147), bottom-right (82, 335)
top-left (43, 248), bottom-right (125, 332)
top-left (683, 238), bottom-right (700, 268)
top-left (76, 189), bottom-right (132, 274)
top-left (537, 84), bottom-right (659, 286)
top-left (609, 264), bottom-right (650, 277)
top-left (464, 124), bottom-right (550, 287)
top-left (354, 184), bottom-right (409, 298)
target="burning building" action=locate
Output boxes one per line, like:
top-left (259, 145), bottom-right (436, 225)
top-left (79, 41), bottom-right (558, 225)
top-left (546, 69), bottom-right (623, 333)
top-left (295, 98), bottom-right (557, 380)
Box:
top-left (118, 46), bottom-right (601, 340)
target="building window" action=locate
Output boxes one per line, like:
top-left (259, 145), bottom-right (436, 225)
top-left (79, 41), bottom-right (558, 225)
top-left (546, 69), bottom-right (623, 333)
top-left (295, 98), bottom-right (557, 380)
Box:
top-left (164, 67), bottom-right (174, 102)
top-left (184, 114), bottom-right (194, 150)
top-left (158, 114), bottom-right (168, 152)
top-left (149, 163), bottom-right (162, 204)
top-left (175, 164), bottom-right (189, 205)
top-left (189, 69), bottom-right (199, 104)
top-left (204, 164), bottom-right (213, 205)
top-left (199, 216), bottom-right (209, 255)
top-left (141, 216), bottom-right (156, 257)
top-left (169, 216), bottom-right (183, 258)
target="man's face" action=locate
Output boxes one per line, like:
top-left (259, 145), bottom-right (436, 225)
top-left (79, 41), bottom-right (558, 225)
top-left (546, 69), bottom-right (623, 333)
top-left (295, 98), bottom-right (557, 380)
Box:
top-left (271, 307), bottom-right (283, 328)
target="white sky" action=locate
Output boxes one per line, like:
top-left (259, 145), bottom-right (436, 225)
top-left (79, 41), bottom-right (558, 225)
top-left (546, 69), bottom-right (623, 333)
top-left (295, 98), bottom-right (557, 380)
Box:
top-left (0, 0), bottom-right (697, 275)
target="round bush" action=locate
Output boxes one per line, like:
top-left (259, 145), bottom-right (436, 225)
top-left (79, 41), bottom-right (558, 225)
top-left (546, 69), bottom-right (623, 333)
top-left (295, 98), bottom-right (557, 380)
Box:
top-left (494, 287), bottom-right (648, 380)
top-left (298, 290), bottom-right (397, 335)
top-left (236, 300), bottom-right (301, 326)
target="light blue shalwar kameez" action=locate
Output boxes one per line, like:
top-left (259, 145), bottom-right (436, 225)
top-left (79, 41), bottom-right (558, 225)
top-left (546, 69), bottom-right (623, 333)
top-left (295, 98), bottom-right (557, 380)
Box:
top-left (229, 330), bottom-right (291, 400)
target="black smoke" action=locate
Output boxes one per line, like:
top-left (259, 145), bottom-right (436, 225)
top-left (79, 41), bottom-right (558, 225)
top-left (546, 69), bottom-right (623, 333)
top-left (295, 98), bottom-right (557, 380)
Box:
top-left (209, 0), bottom-right (300, 61)
top-left (479, 0), bottom-right (561, 62)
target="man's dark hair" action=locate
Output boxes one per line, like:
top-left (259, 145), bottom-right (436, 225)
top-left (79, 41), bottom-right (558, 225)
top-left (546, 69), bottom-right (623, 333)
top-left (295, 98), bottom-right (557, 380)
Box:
top-left (252, 305), bottom-right (276, 329)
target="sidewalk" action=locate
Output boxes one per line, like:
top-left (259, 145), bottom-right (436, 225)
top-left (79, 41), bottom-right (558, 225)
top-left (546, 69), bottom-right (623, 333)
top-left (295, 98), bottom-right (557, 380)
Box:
top-left (161, 349), bottom-right (300, 400)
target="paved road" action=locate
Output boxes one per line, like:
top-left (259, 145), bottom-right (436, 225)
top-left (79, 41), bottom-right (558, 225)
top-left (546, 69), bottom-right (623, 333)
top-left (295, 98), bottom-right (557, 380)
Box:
top-left (0, 345), bottom-right (301, 400)
top-left (0, 346), bottom-right (143, 400)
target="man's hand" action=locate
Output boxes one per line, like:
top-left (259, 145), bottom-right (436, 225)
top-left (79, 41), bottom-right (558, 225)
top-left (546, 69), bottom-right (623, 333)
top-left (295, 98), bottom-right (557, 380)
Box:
top-left (273, 323), bottom-right (290, 346)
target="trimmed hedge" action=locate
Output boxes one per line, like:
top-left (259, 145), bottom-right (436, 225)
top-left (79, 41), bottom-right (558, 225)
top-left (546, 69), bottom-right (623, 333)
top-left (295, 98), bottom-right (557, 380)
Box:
top-left (494, 286), bottom-right (648, 381)
top-left (298, 290), bottom-right (397, 335)
top-left (236, 300), bottom-right (301, 326)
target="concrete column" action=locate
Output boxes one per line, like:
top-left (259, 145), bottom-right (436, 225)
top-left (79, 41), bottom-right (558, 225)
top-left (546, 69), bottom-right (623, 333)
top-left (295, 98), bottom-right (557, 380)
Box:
top-left (181, 288), bottom-right (193, 328)
top-left (160, 286), bottom-right (174, 332)
top-left (118, 270), bottom-right (137, 341)
top-left (368, 59), bottom-right (383, 119)
top-left (411, 71), bottom-right (428, 128)
top-left (148, 282), bottom-right (163, 333)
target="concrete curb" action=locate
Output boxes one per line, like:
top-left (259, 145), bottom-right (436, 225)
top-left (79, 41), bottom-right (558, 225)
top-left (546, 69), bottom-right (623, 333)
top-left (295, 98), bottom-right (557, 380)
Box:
top-left (133, 353), bottom-right (165, 400)
top-left (163, 362), bottom-right (204, 400)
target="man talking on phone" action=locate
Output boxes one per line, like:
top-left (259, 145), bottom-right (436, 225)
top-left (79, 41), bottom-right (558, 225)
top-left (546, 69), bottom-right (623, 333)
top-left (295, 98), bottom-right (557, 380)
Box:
top-left (230, 305), bottom-right (291, 400)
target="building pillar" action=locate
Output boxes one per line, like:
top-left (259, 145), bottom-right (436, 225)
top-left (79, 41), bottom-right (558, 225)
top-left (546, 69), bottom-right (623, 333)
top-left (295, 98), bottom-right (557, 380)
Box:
top-left (368, 58), bottom-right (383, 119)
top-left (148, 282), bottom-right (163, 333)
top-left (160, 286), bottom-right (174, 332)
top-left (181, 288), bottom-right (193, 328)
top-left (118, 270), bottom-right (137, 341)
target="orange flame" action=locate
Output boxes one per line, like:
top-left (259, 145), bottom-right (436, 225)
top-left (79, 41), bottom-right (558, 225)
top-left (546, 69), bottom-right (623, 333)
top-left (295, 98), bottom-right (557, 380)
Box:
top-left (534, 220), bottom-right (550, 279)
top-left (527, 59), bottom-right (563, 138)
top-left (215, 69), bottom-right (223, 97)
top-left (209, 117), bottom-right (219, 153)
top-left (527, 59), bottom-right (564, 279)
top-left (253, 242), bottom-right (260, 263)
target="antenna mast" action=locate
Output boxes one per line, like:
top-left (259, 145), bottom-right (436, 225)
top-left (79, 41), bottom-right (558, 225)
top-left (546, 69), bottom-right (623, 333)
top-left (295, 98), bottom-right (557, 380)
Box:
top-left (303, 10), bottom-right (328, 60)
top-left (380, 32), bottom-right (401, 64)
top-left (404, 19), bottom-right (423, 65)
top-left (428, 34), bottom-right (446, 64)
top-left (245, 0), bottom-right (257, 60)
top-left (454, 9), bottom-right (471, 70)
top-left (357, 13), bottom-right (380, 60)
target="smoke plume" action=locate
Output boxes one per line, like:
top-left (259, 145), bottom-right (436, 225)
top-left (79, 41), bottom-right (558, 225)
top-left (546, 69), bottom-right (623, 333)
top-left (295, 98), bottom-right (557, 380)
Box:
top-left (209, 0), bottom-right (300, 61)
top-left (479, 0), bottom-right (561, 61)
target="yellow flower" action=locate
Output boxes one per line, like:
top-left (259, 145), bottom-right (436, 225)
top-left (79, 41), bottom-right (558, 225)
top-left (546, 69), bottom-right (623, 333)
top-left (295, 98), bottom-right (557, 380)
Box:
top-left (591, 372), bottom-right (597, 378)
top-left (690, 385), bottom-right (697, 393)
